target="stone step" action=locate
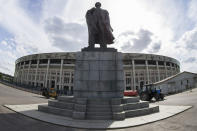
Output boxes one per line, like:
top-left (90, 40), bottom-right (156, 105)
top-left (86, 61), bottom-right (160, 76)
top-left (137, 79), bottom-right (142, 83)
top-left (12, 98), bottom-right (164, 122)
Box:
top-left (38, 105), bottom-right (73, 117)
top-left (58, 96), bottom-right (75, 103)
top-left (86, 111), bottom-right (112, 116)
top-left (86, 114), bottom-right (112, 120)
top-left (87, 106), bottom-right (111, 112)
top-left (87, 98), bottom-right (111, 105)
top-left (123, 101), bottom-right (149, 111)
top-left (48, 100), bottom-right (74, 110)
top-left (125, 105), bottom-right (159, 118)
top-left (122, 97), bottom-right (140, 104)
top-left (87, 104), bottom-right (111, 108)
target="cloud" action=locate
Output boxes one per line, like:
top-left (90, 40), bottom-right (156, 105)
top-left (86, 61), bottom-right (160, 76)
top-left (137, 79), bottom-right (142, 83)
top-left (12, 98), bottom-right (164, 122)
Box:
top-left (1, 40), bottom-right (7, 46)
top-left (44, 16), bottom-right (88, 51)
top-left (184, 57), bottom-right (196, 63)
top-left (178, 27), bottom-right (197, 50)
top-left (132, 29), bottom-right (153, 51)
top-left (188, 0), bottom-right (197, 24)
top-left (0, 0), bottom-right (197, 75)
top-left (120, 29), bottom-right (161, 53)
top-left (148, 41), bottom-right (161, 53)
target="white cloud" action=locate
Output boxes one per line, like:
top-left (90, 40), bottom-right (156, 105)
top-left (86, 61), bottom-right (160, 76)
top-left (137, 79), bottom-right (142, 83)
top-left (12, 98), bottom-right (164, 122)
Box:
top-left (188, 0), bottom-right (197, 24)
top-left (1, 40), bottom-right (7, 46)
top-left (119, 29), bottom-right (161, 53)
top-left (0, 0), bottom-right (197, 75)
top-left (44, 16), bottom-right (88, 51)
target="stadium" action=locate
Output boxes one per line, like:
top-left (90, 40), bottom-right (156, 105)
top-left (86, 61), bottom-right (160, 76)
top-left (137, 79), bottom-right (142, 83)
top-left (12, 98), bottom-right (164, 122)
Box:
top-left (14, 52), bottom-right (180, 94)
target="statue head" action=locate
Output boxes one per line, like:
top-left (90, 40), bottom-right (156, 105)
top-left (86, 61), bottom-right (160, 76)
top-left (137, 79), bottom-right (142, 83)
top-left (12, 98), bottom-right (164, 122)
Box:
top-left (95, 2), bottom-right (101, 8)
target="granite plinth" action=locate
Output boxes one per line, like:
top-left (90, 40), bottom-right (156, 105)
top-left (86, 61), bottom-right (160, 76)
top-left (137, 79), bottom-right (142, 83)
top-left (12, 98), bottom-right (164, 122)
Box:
top-left (38, 51), bottom-right (160, 120)
top-left (38, 96), bottom-right (159, 120)
top-left (74, 52), bottom-right (124, 98)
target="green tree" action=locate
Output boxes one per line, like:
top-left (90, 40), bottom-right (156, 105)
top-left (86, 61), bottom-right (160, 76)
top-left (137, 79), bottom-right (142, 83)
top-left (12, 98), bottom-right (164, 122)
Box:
top-left (0, 73), bottom-right (2, 80)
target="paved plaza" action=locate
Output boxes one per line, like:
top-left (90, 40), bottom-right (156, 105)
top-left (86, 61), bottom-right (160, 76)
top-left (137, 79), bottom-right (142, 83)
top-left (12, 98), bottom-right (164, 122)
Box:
top-left (0, 83), bottom-right (197, 131)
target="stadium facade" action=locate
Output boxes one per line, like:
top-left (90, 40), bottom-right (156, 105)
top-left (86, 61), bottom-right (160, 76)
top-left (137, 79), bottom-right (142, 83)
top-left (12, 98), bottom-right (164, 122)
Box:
top-left (14, 52), bottom-right (180, 94)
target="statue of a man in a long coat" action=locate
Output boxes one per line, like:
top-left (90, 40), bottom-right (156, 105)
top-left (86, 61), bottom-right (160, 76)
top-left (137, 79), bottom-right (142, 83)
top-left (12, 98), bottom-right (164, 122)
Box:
top-left (86, 2), bottom-right (114, 48)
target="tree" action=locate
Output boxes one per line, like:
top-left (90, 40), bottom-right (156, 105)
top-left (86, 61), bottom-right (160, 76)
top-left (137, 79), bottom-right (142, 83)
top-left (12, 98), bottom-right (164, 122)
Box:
top-left (0, 73), bottom-right (2, 80)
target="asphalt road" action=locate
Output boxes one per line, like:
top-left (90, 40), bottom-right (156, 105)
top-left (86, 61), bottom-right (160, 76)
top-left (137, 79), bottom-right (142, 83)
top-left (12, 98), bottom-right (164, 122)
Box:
top-left (0, 83), bottom-right (197, 131)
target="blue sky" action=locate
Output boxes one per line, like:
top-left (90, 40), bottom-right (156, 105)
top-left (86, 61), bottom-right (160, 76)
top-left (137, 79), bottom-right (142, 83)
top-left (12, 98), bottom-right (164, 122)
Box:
top-left (0, 0), bottom-right (197, 75)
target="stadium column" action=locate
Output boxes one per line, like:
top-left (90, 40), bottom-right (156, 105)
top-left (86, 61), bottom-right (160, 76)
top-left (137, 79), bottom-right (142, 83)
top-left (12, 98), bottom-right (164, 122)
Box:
top-left (21, 62), bottom-right (25, 84)
top-left (145, 60), bottom-right (150, 84)
top-left (164, 62), bottom-right (167, 78)
top-left (170, 63), bottom-right (173, 75)
top-left (27, 60), bottom-right (31, 84)
top-left (45, 59), bottom-right (50, 88)
top-left (19, 62), bottom-right (21, 83)
top-left (132, 60), bottom-right (135, 90)
top-left (156, 61), bottom-right (160, 81)
top-left (69, 72), bottom-right (72, 95)
top-left (35, 60), bottom-right (39, 87)
top-left (59, 59), bottom-right (64, 91)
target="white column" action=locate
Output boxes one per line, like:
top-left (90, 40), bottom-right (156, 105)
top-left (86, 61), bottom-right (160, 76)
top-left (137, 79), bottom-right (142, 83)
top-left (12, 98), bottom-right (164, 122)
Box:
top-left (19, 62), bottom-right (21, 83)
top-left (21, 62), bottom-right (25, 84)
top-left (27, 61), bottom-right (31, 84)
top-left (175, 65), bottom-right (178, 73)
top-left (132, 60), bottom-right (135, 90)
top-left (164, 62), bottom-right (167, 78)
top-left (145, 60), bottom-right (150, 84)
top-left (35, 60), bottom-right (39, 86)
top-left (59, 59), bottom-right (64, 90)
top-left (123, 71), bottom-right (126, 91)
top-left (45, 59), bottom-right (50, 88)
top-left (170, 63), bottom-right (173, 75)
top-left (156, 61), bottom-right (160, 81)
top-left (69, 71), bottom-right (72, 94)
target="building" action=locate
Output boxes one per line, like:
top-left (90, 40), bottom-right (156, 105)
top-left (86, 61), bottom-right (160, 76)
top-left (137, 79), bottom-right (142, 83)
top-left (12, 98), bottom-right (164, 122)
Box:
top-left (0, 72), bottom-right (14, 83)
top-left (153, 71), bottom-right (197, 94)
top-left (14, 52), bottom-right (180, 94)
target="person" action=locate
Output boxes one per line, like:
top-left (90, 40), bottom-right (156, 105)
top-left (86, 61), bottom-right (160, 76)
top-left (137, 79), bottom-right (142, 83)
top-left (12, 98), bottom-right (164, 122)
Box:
top-left (86, 2), bottom-right (114, 48)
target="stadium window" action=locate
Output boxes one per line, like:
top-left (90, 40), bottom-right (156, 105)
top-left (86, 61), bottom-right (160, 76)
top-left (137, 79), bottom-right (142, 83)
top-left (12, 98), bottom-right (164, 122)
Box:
top-left (50, 59), bottom-right (61, 64)
top-left (134, 60), bottom-right (145, 65)
top-left (39, 59), bottom-right (48, 64)
top-left (158, 61), bottom-right (164, 65)
top-left (25, 61), bottom-right (29, 65)
top-left (31, 60), bottom-right (37, 64)
top-left (64, 59), bottom-right (75, 64)
top-left (148, 60), bottom-right (156, 65)
top-left (126, 86), bottom-right (131, 90)
top-left (166, 62), bottom-right (170, 66)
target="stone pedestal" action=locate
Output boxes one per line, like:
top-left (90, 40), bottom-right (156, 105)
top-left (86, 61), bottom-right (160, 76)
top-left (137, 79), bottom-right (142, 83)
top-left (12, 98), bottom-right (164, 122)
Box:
top-left (74, 51), bottom-right (124, 98)
top-left (38, 50), bottom-right (159, 120)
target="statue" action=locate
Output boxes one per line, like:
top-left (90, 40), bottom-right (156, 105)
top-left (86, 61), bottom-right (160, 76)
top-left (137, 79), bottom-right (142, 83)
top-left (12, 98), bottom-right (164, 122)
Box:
top-left (85, 2), bottom-right (114, 49)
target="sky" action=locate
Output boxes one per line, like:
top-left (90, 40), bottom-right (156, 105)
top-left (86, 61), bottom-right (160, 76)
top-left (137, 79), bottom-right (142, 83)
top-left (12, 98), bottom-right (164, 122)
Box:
top-left (0, 0), bottom-right (197, 75)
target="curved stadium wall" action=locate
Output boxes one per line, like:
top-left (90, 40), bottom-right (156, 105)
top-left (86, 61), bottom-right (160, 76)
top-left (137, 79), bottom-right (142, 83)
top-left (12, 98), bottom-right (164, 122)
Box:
top-left (14, 52), bottom-right (180, 94)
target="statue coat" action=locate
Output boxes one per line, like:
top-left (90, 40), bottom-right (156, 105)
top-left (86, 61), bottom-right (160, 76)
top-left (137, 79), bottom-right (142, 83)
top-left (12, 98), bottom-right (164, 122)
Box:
top-left (86, 7), bottom-right (114, 46)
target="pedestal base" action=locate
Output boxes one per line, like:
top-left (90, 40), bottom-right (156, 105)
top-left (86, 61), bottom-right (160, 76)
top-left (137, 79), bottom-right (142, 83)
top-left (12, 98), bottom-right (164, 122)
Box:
top-left (74, 51), bottom-right (124, 98)
top-left (38, 51), bottom-right (159, 120)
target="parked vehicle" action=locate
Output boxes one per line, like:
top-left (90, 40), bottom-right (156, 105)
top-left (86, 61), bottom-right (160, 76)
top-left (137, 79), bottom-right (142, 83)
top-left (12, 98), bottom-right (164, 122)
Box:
top-left (124, 90), bottom-right (138, 96)
top-left (41, 88), bottom-right (57, 99)
top-left (139, 84), bottom-right (164, 101)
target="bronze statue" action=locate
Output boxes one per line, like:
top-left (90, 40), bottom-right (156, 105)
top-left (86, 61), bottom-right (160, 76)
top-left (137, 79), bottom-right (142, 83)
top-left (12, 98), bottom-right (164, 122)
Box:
top-left (86, 2), bottom-right (114, 49)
